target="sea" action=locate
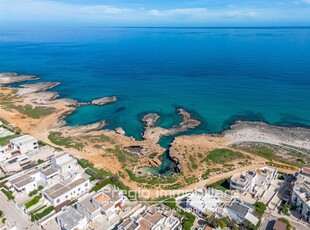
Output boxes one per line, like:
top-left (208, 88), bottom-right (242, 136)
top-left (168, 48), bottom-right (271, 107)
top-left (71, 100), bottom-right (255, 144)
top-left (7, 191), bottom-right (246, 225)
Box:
top-left (0, 27), bottom-right (310, 174)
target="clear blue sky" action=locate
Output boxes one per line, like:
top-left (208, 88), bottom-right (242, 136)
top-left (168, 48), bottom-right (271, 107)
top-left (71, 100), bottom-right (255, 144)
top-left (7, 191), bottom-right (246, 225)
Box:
top-left (1, 0), bottom-right (310, 26)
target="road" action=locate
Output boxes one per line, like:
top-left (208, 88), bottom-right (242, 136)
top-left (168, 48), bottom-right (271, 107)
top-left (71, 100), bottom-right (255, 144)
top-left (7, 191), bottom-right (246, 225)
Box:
top-left (0, 192), bottom-right (40, 230)
top-left (260, 211), bottom-right (310, 230)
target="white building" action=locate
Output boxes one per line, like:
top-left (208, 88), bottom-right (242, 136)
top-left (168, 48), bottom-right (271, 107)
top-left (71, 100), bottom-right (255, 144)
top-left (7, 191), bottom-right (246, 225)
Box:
top-left (10, 135), bottom-right (38, 155)
top-left (0, 146), bottom-right (6, 161)
top-left (230, 167), bottom-right (277, 195)
top-left (56, 206), bottom-right (88, 230)
top-left (42, 177), bottom-right (90, 206)
top-left (51, 152), bottom-right (79, 175)
top-left (291, 167), bottom-right (310, 223)
top-left (8, 164), bottom-right (58, 193)
top-left (9, 173), bottom-right (37, 193)
top-left (225, 199), bottom-right (259, 226)
top-left (183, 188), bottom-right (227, 218)
top-left (135, 206), bottom-right (181, 230)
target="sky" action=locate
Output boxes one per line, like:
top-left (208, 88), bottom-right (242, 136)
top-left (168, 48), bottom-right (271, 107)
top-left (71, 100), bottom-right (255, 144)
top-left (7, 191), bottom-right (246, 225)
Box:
top-left (1, 0), bottom-right (310, 26)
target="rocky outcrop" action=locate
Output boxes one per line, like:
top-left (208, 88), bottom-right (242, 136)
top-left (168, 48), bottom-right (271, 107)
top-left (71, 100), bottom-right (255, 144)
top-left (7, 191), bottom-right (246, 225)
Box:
top-left (142, 113), bottom-right (160, 127)
top-left (31, 92), bottom-right (59, 104)
top-left (61, 121), bottom-right (107, 136)
top-left (17, 82), bottom-right (60, 95)
top-left (166, 108), bottom-right (200, 136)
top-left (142, 108), bottom-right (201, 143)
top-left (0, 72), bottom-right (38, 85)
top-left (115, 127), bottom-right (125, 135)
top-left (92, 96), bottom-right (117, 106)
top-left (124, 146), bottom-right (145, 155)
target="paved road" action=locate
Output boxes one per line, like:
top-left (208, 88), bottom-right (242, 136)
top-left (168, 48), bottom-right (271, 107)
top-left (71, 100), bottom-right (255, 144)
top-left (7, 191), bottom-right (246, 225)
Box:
top-left (0, 192), bottom-right (40, 230)
top-left (260, 212), bottom-right (310, 230)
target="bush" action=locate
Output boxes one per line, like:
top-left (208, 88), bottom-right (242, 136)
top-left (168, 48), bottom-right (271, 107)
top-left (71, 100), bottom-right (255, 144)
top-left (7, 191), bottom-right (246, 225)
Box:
top-left (0, 210), bottom-right (3, 217)
top-left (1, 189), bottom-right (14, 200)
top-left (254, 202), bottom-right (266, 216)
top-left (31, 206), bottom-right (55, 221)
top-left (205, 148), bottom-right (250, 164)
top-left (28, 185), bottom-right (44, 197)
top-left (282, 204), bottom-right (290, 215)
top-left (25, 195), bottom-right (42, 209)
top-left (213, 217), bottom-right (230, 228)
top-left (2, 218), bottom-right (6, 224)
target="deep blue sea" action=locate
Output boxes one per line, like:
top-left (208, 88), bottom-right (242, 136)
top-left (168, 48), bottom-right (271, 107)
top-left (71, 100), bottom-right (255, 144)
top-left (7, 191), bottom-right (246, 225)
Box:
top-left (0, 27), bottom-right (310, 141)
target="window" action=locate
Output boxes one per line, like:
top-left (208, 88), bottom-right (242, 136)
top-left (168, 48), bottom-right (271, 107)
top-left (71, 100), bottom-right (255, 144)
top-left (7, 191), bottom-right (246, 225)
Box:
top-left (85, 183), bottom-right (88, 187)
top-left (57, 199), bottom-right (60, 203)
top-left (78, 188), bottom-right (81, 191)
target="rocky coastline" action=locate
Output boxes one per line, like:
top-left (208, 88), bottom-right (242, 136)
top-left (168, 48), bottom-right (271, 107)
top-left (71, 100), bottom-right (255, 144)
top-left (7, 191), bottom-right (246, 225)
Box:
top-left (1, 71), bottom-right (310, 182)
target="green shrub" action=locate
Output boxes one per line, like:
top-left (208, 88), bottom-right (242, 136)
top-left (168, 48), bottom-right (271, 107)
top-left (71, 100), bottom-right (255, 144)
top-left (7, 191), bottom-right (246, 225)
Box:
top-left (254, 202), bottom-right (266, 216)
top-left (48, 132), bottom-right (84, 150)
top-left (25, 195), bottom-right (42, 209)
top-left (31, 206), bottom-right (55, 221)
top-left (1, 189), bottom-right (14, 200)
top-left (205, 148), bottom-right (250, 164)
top-left (282, 204), bottom-right (290, 215)
top-left (28, 186), bottom-right (43, 197)
top-left (0, 180), bottom-right (7, 188)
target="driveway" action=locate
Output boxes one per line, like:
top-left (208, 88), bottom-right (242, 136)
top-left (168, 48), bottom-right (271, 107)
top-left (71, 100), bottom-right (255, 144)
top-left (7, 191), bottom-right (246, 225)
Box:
top-left (0, 192), bottom-right (40, 229)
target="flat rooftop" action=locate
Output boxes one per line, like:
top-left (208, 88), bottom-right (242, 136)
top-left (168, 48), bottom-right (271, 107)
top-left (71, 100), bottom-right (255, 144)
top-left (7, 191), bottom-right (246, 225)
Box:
top-left (57, 206), bottom-right (84, 230)
top-left (94, 193), bottom-right (110, 206)
top-left (10, 135), bottom-right (37, 145)
top-left (79, 194), bottom-right (100, 213)
top-left (226, 202), bottom-right (249, 216)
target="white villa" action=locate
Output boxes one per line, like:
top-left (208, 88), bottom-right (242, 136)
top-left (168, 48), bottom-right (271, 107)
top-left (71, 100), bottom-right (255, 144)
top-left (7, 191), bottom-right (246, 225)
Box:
top-left (291, 167), bottom-right (310, 223)
top-left (10, 135), bottom-right (38, 155)
top-left (183, 188), bottom-right (228, 218)
top-left (230, 167), bottom-right (277, 196)
top-left (42, 177), bottom-right (90, 206)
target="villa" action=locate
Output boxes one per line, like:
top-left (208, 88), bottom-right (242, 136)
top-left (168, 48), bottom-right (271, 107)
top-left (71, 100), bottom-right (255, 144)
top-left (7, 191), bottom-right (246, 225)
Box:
top-left (10, 135), bottom-right (38, 155)
top-left (230, 167), bottom-right (277, 196)
top-left (51, 151), bottom-right (79, 175)
top-left (225, 199), bottom-right (259, 226)
top-left (291, 167), bottom-right (310, 223)
top-left (134, 206), bottom-right (181, 230)
top-left (78, 184), bottom-right (135, 230)
top-left (56, 206), bottom-right (88, 230)
top-left (182, 188), bottom-right (228, 218)
top-left (42, 177), bottom-right (90, 206)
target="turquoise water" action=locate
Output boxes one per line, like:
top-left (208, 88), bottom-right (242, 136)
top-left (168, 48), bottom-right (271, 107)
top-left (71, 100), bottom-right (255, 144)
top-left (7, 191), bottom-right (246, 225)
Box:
top-left (0, 27), bottom-right (310, 141)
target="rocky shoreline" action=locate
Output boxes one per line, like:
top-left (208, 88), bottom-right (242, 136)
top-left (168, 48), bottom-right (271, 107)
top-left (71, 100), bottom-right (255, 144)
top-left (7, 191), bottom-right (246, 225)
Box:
top-left (141, 108), bottom-right (201, 143)
top-left (1, 71), bottom-right (310, 179)
top-left (223, 121), bottom-right (310, 150)
top-left (0, 72), bottom-right (38, 85)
